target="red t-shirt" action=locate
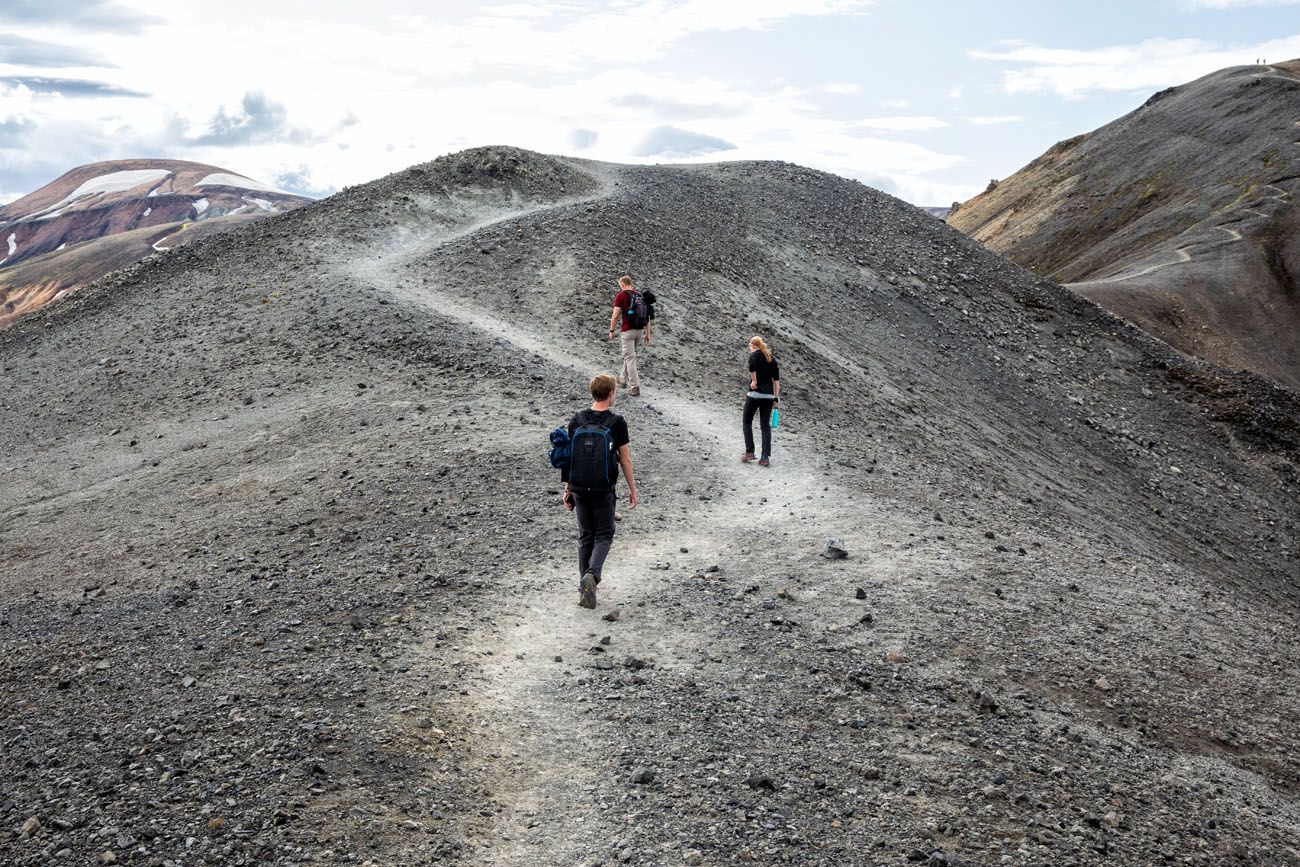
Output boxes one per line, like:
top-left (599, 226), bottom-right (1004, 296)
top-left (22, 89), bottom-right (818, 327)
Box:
top-left (614, 289), bottom-right (633, 332)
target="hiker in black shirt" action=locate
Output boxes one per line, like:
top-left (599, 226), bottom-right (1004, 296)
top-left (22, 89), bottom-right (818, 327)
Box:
top-left (562, 373), bottom-right (638, 609)
top-left (741, 336), bottom-right (780, 467)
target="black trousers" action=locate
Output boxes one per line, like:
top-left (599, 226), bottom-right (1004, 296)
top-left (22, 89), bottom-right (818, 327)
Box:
top-left (575, 490), bottom-right (616, 583)
top-left (743, 397), bottom-right (775, 458)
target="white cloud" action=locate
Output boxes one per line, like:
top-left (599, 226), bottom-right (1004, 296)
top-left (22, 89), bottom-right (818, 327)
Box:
top-left (880, 98), bottom-right (909, 108)
top-left (0, 0), bottom-right (988, 205)
top-left (849, 115), bottom-right (950, 131)
top-left (1183, 0), bottom-right (1300, 6)
top-left (972, 33), bottom-right (1300, 96)
top-left (965, 115), bottom-right (1021, 126)
top-left (634, 125), bottom-right (736, 157)
top-left (948, 86), bottom-right (963, 98)
top-left (817, 81), bottom-right (862, 94)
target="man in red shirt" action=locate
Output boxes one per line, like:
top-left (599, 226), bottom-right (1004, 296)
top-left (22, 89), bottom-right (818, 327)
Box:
top-left (608, 275), bottom-right (651, 396)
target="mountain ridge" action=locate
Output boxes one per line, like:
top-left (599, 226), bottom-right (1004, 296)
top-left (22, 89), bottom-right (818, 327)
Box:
top-left (948, 60), bottom-right (1300, 391)
top-left (0, 157), bottom-right (311, 326)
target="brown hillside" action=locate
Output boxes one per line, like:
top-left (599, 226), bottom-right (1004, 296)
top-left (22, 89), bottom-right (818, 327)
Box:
top-left (949, 61), bottom-right (1300, 390)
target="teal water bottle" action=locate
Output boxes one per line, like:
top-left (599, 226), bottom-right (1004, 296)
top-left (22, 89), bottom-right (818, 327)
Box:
top-left (771, 406), bottom-right (780, 428)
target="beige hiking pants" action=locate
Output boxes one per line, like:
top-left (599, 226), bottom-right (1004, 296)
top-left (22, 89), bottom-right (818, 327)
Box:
top-left (619, 328), bottom-right (643, 389)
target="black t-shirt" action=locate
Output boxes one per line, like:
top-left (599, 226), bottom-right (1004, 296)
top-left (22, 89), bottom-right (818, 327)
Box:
top-left (562, 408), bottom-right (630, 484)
top-left (748, 351), bottom-right (780, 395)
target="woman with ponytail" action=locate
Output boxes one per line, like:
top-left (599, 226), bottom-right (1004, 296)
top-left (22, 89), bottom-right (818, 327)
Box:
top-left (741, 335), bottom-right (780, 466)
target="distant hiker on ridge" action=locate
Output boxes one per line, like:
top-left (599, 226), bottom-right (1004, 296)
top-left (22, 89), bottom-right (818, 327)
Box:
top-left (561, 373), bottom-right (639, 609)
top-left (608, 275), bottom-right (651, 396)
top-left (741, 336), bottom-right (780, 467)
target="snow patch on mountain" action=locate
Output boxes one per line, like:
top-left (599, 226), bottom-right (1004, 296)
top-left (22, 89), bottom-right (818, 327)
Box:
top-left (243, 196), bottom-right (278, 213)
top-left (193, 198), bottom-right (209, 216)
top-left (45, 169), bottom-right (172, 214)
top-left (197, 173), bottom-right (289, 195)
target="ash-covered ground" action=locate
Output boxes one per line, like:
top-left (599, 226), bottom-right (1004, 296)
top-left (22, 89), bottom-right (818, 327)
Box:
top-left (2, 146), bottom-right (1298, 866)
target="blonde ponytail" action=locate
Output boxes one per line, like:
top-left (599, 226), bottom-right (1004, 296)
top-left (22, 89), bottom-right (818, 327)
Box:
top-left (750, 336), bottom-right (772, 362)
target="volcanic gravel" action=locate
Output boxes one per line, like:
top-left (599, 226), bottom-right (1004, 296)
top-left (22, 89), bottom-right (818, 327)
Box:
top-left (2, 146), bottom-right (1298, 866)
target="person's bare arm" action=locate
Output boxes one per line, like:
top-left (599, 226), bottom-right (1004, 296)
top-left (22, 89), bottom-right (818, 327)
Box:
top-left (617, 444), bottom-right (638, 508)
top-left (773, 377), bottom-right (780, 401)
top-left (643, 320), bottom-right (651, 344)
top-left (608, 306), bottom-right (620, 340)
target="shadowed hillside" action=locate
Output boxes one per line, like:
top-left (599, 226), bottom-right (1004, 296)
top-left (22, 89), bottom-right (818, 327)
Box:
top-left (949, 61), bottom-right (1300, 391)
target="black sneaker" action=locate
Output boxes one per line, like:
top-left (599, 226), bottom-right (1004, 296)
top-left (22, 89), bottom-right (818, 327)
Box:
top-left (579, 572), bottom-right (598, 609)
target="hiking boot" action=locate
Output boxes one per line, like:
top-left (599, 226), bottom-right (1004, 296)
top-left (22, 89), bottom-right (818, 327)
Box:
top-left (579, 572), bottom-right (598, 609)
top-left (740, 452), bottom-right (756, 463)
top-left (628, 387), bottom-right (641, 396)
top-left (758, 457), bottom-right (771, 467)
top-left (616, 377), bottom-right (627, 387)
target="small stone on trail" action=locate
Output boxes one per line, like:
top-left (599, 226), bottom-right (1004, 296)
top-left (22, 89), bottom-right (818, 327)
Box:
top-left (886, 650), bottom-right (909, 663)
top-left (603, 609), bottom-right (621, 622)
top-left (207, 816), bottom-right (227, 833)
top-left (683, 850), bottom-right (704, 866)
top-left (182, 676), bottom-right (196, 688)
top-left (630, 767), bottom-right (656, 784)
top-left (20, 816), bottom-right (40, 838)
top-left (600, 635), bottom-right (611, 645)
top-left (823, 539), bottom-right (849, 560)
top-left (855, 587), bottom-right (866, 600)
top-left (777, 588), bottom-right (794, 600)
top-left (1094, 676), bottom-right (1113, 691)
top-left (680, 547), bottom-right (689, 553)
top-left (746, 774), bottom-right (778, 791)
top-left (99, 852), bottom-right (117, 865)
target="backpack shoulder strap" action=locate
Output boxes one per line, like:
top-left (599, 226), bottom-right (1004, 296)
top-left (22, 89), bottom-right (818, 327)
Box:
top-left (576, 410), bottom-right (614, 430)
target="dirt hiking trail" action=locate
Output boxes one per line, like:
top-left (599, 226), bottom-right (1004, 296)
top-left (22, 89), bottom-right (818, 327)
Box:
top-left (346, 202), bottom-right (938, 863)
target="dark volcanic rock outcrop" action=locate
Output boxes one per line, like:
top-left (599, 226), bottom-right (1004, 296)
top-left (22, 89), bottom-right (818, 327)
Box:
top-left (949, 60), bottom-right (1300, 390)
top-left (0, 158), bottom-right (312, 326)
top-left (1, 146), bottom-right (1297, 865)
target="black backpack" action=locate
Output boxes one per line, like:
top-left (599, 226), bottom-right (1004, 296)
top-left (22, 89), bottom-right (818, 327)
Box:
top-left (642, 290), bottom-right (657, 321)
top-left (624, 290), bottom-right (649, 329)
top-left (568, 416), bottom-right (617, 492)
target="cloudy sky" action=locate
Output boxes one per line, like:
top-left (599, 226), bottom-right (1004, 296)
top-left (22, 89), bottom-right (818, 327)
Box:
top-left (1, 0), bottom-right (1298, 205)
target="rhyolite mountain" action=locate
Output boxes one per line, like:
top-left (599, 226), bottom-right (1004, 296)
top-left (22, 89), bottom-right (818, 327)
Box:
top-left (1, 146), bottom-right (1297, 866)
top-left (948, 60), bottom-right (1300, 391)
top-left (0, 158), bottom-right (312, 326)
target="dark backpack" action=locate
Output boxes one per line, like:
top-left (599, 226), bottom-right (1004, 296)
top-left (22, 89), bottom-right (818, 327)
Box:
top-left (568, 417), bottom-right (617, 492)
top-left (624, 290), bottom-right (649, 329)
top-left (642, 290), bottom-right (657, 321)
